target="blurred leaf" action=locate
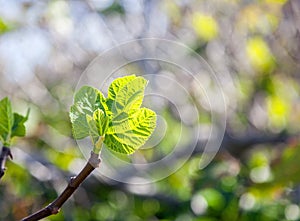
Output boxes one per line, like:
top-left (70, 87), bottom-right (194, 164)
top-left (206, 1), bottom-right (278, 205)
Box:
top-left (249, 151), bottom-right (270, 168)
top-left (246, 37), bottom-right (275, 73)
top-left (265, 0), bottom-right (287, 4)
top-left (267, 95), bottom-right (289, 128)
top-left (200, 188), bottom-right (225, 211)
top-left (272, 145), bottom-right (300, 185)
top-left (221, 198), bottom-right (239, 220)
top-left (192, 13), bottom-right (218, 41)
top-left (4, 161), bottom-right (31, 197)
top-left (44, 146), bottom-right (79, 171)
top-left (100, 1), bottom-right (125, 15)
top-left (0, 18), bottom-right (12, 34)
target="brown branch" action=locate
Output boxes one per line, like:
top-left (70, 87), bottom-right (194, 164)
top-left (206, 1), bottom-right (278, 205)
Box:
top-left (0, 146), bottom-right (13, 180)
top-left (21, 151), bottom-right (101, 221)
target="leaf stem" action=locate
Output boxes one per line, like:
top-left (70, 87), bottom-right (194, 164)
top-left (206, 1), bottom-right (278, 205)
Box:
top-left (93, 136), bottom-right (104, 154)
top-left (0, 146), bottom-right (13, 180)
top-left (21, 151), bottom-right (101, 221)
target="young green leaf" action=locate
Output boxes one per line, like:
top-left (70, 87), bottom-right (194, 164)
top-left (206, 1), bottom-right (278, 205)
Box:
top-left (70, 75), bottom-right (157, 155)
top-left (86, 109), bottom-right (109, 144)
top-left (70, 86), bottom-right (108, 139)
top-left (11, 109), bottom-right (29, 138)
top-left (86, 114), bottom-right (99, 145)
top-left (111, 76), bottom-right (147, 119)
top-left (107, 75), bottom-right (136, 101)
top-left (93, 109), bottom-right (109, 136)
top-left (0, 97), bottom-right (13, 145)
top-left (0, 97), bottom-right (29, 146)
top-left (105, 108), bottom-right (156, 154)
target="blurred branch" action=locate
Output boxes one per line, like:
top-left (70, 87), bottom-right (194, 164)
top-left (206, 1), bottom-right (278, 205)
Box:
top-left (221, 130), bottom-right (289, 157)
top-left (21, 152), bottom-right (100, 221)
top-left (194, 130), bottom-right (289, 158)
top-left (0, 146), bottom-right (13, 180)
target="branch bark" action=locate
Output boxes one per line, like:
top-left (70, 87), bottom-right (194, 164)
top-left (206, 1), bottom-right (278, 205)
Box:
top-left (21, 151), bottom-right (101, 221)
top-left (0, 146), bottom-right (13, 180)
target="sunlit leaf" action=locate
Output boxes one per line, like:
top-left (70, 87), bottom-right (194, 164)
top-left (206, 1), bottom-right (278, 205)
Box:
top-left (70, 86), bottom-right (108, 139)
top-left (93, 109), bottom-right (109, 136)
top-left (86, 109), bottom-right (110, 145)
top-left (105, 108), bottom-right (156, 154)
top-left (107, 75), bottom-right (136, 102)
top-left (70, 75), bottom-right (157, 155)
top-left (110, 76), bottom-right (147, 119)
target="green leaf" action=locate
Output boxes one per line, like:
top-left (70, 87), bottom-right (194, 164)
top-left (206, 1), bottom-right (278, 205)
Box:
top-left (11, 109), bottom-right (29, 138)
top-left (0, 97), bottom-right (13, 145)
top-left (107, 75), bottom-right (137, 101)
top-left (0, 98), bottom-right (29, 146)
top-left (96, 89), bottom-right (110, 117)
top-left (70, 86), bottom-right (108, 139)
top-left (104, 108), bottom-right (156, 154)
top-left (70, 75), bottom-right (157, 155)
top-left (86, 109), bottom-right (109, 144)
top-left (111, 76), bottom-right (147, 120)
top-left (104, 135), bottom-right (136, 154)
top-left (93, 109), bottom-right (109, 136)
top-left (86, 114), bottom-right (99, 145)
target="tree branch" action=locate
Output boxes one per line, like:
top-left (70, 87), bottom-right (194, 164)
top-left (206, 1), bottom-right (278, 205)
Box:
top-left (21, 151), bottom-right (101, 221)
top-left (0, 146), bottom-right (13, 180)
top-left (221, 130), bottom-right (289, 157)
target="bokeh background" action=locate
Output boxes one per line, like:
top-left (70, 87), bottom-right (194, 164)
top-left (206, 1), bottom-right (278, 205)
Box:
top-left (1, 0), bottom-right (300, 220)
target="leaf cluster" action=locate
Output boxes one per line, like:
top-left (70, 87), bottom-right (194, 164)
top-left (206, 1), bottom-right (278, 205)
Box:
top-left (0, 97), bottom-right (29, 147)
top-left (70, 75), bottom-right (157, 154)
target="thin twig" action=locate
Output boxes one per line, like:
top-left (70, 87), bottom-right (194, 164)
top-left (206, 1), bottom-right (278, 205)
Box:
top-left (0, 146), bottom-right (13, 180)
top-left (21, 151), bottom-right (101, 221)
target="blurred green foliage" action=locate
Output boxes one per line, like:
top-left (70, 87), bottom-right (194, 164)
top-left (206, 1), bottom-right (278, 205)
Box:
top-left (0, 0), bottom-right (300, 221)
